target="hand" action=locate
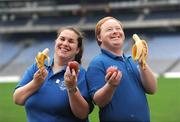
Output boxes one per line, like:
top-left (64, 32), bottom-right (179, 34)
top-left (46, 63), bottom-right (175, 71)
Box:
top-left (64, 66), bottom-right (77, 89)
top-left (105, 70), bottom-right (122, 87)
top-left (33, 66), bottom-right (48, 85)
top-left (138, 52), bottom-right (144, 66)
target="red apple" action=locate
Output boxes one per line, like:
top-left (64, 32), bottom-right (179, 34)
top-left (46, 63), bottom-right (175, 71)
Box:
top-left (106, 66), bottom-right (118, 74)
top-left (68, 61), bottom-right (79, 74)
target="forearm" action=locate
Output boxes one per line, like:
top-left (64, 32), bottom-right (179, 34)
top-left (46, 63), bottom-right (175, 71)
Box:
top-left (93, 83), bottom-right (116, 107)
top-left (140, 64), bottom-right (157, 94)
top-left (68, 87), bottom-right (89, 120)
top-left (13, 80), bottom-right (41, 105)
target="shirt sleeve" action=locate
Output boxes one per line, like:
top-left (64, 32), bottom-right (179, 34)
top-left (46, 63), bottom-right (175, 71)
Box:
top-left (15, 63), bottom-right (38, 89)
top-left (86, 59), bottom-right (106, 98)
top-left (77, 66), bottom-right (94, 113)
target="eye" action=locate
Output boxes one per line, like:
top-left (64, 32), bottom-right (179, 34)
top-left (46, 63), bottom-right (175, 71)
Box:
top-left (107, 28), bottom-right (112, 31)
top-left (68, 39), bottom-right (75, 44)
top-left (59, 37), bottom-right (65, 41)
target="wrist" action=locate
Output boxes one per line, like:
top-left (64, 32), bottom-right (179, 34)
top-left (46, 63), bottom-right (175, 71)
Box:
top-left (107, 82), bottom-right (118, 88)
top-left (67, 86), bottom-right (78, 94)
top-left (140, 63), bottom-right (147, 71)
top-left (32, 79), bottom-right (43, 87)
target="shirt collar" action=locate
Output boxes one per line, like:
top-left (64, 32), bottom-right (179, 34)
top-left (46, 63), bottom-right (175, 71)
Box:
top-left (44, 57), bottom-right (54, 67)
top-left (44, 58), bottom-right (67, 74)
top-left (101, 48), bottom-right (130, 61)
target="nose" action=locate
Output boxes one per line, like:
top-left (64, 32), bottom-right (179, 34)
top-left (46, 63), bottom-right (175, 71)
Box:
top-left (112, 28), bottom-right (118, 34)
top-left (62, 39), bottom-right (69, 46)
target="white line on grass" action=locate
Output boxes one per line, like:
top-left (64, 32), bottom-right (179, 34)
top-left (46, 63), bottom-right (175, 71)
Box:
top-left (164, 72), bottom-right (180, 78)
top-left (0, 76), bottom-right (20, 83)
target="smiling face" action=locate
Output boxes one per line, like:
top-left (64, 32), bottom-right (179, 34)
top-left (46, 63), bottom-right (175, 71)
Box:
top-left (54, 29), bottom-right (80, 61)
top-left (97, 18), bottom-right (125, 54)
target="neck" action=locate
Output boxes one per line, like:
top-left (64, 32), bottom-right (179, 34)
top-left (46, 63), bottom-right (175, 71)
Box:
top-left (52, 55), bottom-right (67, 74)
top-left (101, 46), bottom-right (123, 56)
top-left (53, 54), bottom-right (76, 66)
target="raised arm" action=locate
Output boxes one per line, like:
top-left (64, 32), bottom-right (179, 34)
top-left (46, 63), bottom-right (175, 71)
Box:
top-left (139, 64), bottom-right (157, 94)
top-left (93, 70), bottom-right (122, 107)
top-left (13, 67), bottom-right (47, 105)
top-left (64, 67), bottom-right (89, 120)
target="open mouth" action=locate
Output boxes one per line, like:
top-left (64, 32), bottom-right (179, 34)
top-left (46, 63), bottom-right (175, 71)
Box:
top-left (110, 35), bottom-right (120, 39)
top-left (111, 36), bottom-right (120, 40)
top-left (58, 46), bottom-right (71, 53)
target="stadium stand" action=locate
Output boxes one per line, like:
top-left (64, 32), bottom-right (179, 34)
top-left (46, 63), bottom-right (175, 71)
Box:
top-left (33, 14), bottom-right (81, 26)
top-left (0, 0), bottom-right (180, 78)
top-left (170, 59), bottom-right (180, 72)
top-left (144, 10), bottom-right (180, 20)
top-left (0, 40), bottom-right (24, 68)
top-left (0, 39), bottom-right (54, 76)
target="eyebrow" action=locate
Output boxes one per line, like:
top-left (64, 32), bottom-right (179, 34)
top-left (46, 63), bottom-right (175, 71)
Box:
top-left (59, 35), bottom-right (75, 41)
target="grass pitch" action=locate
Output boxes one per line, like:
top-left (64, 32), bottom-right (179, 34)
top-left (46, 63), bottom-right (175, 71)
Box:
top-left (0, 77), bottom-right (180, 122)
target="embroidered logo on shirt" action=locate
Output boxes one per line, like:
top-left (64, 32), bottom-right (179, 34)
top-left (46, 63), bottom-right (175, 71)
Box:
top-left (56, 79), bottom-right (60, 84)
top-left (56, 79), bottom-right (66, 91)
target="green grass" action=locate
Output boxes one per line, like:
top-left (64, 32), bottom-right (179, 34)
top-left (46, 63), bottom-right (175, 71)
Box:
top-left (89, 106), bottom-right (99, 122)
top-left (0, 83), bottom-right (26, 122)
top-left (147, 77), bottom-right (180, 122)
top-left (1, 77), bottom-right (180, 122)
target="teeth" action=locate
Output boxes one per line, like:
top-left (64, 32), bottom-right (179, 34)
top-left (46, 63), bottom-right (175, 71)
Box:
top-left (111, 36), bottom-right (120, 39)
top-left (61, 49), bottom-right (68, 52)
top-left (60, 47), bottom-right (69, 52)
top-left (57, 44), bottom-right (71, 53)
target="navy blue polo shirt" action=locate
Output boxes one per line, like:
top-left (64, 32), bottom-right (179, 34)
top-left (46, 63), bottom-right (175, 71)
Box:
top-left (15, 59), bottom-right (93, 122)
top-left (86, 49), bottom-right (150, 122)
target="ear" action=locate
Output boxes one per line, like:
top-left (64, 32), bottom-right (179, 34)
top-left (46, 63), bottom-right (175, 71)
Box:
top-left (75, 47), bottom-right (80, 55)
top-left (97, 35), bottom-right (102, 43)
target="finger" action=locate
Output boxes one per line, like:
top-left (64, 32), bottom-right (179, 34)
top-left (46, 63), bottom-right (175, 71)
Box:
top-left (35, 70), bottom-right (41, 77)
top-left (39, 67), bottom-right (45, 75)
top-left (41, 66), bottom-right (45, 70)
top-left (115, 71), bottom-right (122, 81)
top-left (38, 71), bottom-right (44, 79)
top-left (64, 66), bottom-right (70, 77)
top-left (67, 66), bottom-right (71, 74)
top-left (105, 72), bottom-right (113, 81)
top-left (109, 72), bottom-right (117, 81)
top-left (34, 72), bottom-right (39, 79)
top-left (34, 70), bottom-right (42, 81)
top-left (138, 53), bottom-right (143, 64)
top-left (34, 70), bottom-right (39, 76)
top-left (72, 69), bottom-right (76, 76)
top-left (40, 67), bottom-right (45, 74)
top-left (41, 70), bottom-right (48, 79)
top-left (71, 69), bottom-right (77, 81)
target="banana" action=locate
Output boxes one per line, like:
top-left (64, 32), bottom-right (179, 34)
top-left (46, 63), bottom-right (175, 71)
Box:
top-left (132, 34), bottom-right (148, 69)
top-left (132, 34), bottom-right (144, 60)
top-left (141, 40), bottom-right (148, 68)
top-left (35, 48), bottom-right (50, 70)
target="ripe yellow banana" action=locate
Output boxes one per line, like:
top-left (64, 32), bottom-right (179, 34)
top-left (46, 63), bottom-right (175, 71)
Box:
top-left (132, 34), bottom-right (148, 69)
top-left (141, 39), bottom-right (148, 68)
top-left (35, 48), bottom-right (50, 70)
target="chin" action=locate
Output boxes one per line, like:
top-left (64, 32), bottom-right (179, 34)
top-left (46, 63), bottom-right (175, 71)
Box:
top-left (57, 53), bottom-right (67, 58)
top-left (113, 44), bottom-right (121, 48)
